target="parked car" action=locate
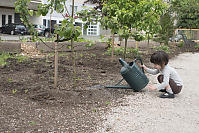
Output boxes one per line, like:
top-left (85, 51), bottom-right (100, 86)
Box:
top-left (169, 34), bottom-right (183, 42)
top-left (43, 27), bottom-right (55, 37)
top-left (33, 24), bottom-right (45, 36)
top-left (1, 23), bottom-right (27, 35)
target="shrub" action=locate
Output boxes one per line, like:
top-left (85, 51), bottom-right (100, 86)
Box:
top-left (85, 40), bottom-right (96, 48)
top-left (0, 53), bottom-right (28, 66)
top-left (75, 37), bottom-right (87, 42)
top-left (178, 41), bottom-right (184, 48)
top-left (153, 45), bottom-right (170, 53)
top-left (105, 47), bottom-right (140, 57)
top-left (0, 52), bottom-right (11, 66)
top-left (195, 43), bottom-right (199, 49)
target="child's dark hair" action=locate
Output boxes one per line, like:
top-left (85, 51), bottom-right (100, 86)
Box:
top-left (150, 51), bottom-right (169, 66)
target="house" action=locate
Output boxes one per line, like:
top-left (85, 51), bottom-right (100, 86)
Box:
top-left (42, 0), bottom-right (101, 36)
top-left (0, 0), bottom-right (42, 27)
top-left (0, 0), bottom-right (108, 37)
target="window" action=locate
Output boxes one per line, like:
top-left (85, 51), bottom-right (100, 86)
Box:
top-left (8, 15), bottom-right (12, 24)
top-left (47, 20), bottom-right (50, 28)
top-left (87, 23), bottom-right (98, 36)
top-left (47, 20), bottom-right (57, 28)
top-left (43, 19), bottom-right (46, 27)
top-left (2, 15), bottom-right (6, 25)
top-left (14, 13), bottom-right (21, 24)
top-left (51, 20), bottom-right (57, 28)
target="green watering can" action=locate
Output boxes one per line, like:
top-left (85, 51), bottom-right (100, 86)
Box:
top-left (105, 58), bottom-right (149, 91)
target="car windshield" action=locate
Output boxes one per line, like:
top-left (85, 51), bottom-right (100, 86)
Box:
top-left (34, 25), bottom-right (45, 29)
top-left (40, 25), bottom-right (45, 29)
top-left (16, 25), bottom-right (25, 28)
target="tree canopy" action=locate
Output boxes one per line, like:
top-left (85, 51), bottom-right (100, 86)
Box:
top-left (79, 0), bottom-right (166, 59)
top-left (172, 0), bottom-right (199, 29)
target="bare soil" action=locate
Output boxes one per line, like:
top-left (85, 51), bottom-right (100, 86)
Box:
top-left (0, 42), bottom-right (195, 132)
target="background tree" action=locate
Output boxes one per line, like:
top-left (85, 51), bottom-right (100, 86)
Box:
top-left (154, 10), bottom-right (175, 45)
top-left (136, 0), bottom-right (166, 50)
top-left (84, 0), bottom-right (105, 10)
top-left (79, 0), bottom-right (165, 59)
top-left (172, 0), bottom-right (199, 29)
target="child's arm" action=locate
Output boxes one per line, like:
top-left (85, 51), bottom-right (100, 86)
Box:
top-left (141, 65), bottom-right (159, 75)
top-left (148, 68), bottom-right (170, 91)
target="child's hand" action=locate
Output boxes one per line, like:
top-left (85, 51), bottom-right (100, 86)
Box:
top-left (147, 84), bottom-right (157, 91)
top-left (140, 64), bottom-right (147, 70)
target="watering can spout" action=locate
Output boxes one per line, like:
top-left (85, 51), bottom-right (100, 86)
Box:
top-left (119, 58), bottom-right (128, 67)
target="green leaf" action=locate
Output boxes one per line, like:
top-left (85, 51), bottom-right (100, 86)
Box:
top-left (28, 10), bottom-right (34, 16)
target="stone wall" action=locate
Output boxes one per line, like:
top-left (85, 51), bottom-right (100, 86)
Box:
top-left (0, 41), bottom-right (107, 53)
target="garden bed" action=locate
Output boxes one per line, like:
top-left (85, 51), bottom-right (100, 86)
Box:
top-left (0, 42), bottom-right (195, 132)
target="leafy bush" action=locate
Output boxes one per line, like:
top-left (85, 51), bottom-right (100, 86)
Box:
top-left (195, 43), bottom-right (199, 49)
top-left (0, 52), bottom-right (11, 66)
top-left (178, 41), bottom-right (184, 48)
top-left (85, 40), bottom-right (96, 48)
top-left (0, 53), bottom-right (28, 66)
top-left (105, 47), bottom-right (140, 57)
top-left (153, 45), bottom-right (170, 53)
top-left (105, 47), bottom-right (124, 56)
top-left (75, 37), bottom-right (87, 42)
top-left (99, 35), bottom-right (107, 42)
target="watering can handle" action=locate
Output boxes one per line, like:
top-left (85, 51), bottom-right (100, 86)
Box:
top-left (119, 58), bottom-right (131, 68)
top-left (134, 58), bottom-right (145, 73)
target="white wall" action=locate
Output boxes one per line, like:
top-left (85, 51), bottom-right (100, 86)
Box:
top-left (41, 0), bottom-right (96, 23)
top-left (29, 15), bottom-right (43, 25)
top-left (0, 0), bottom-right (42, 26)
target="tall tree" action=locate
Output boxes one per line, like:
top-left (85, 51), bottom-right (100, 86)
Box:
top-left (172, 0), bottom-right (199, 29)
top-left (136, 0), bottom-right (167, 49)
top-left (157, 11), bottom-right (175, 45)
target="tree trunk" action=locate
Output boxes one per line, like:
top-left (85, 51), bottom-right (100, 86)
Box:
top-left (54, 34), bottom-right (58, 88)
top-left (71, 38), bottom-right (76, 88)
top-left (111, 34), bottom-right (114, 61)
top-left (147, 33), bottom-right (150, 52)
top-left (71, 0), bottom-right (76, 88)
top-left (123, 38), bottom-right (128, 60)
top-left (50, 14), bottom-right (51, 38)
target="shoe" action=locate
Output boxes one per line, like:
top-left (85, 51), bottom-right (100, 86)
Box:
top-left (159, 92), bottom-right (175, 98)
top-left (159, 89), bottom-right (167, 93)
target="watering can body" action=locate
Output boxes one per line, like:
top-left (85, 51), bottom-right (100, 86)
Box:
top-left (119, 58), bottom-right (149, 91)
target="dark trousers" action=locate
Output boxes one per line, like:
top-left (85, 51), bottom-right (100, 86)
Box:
top-left (157, 75), bottom-right (182, 94)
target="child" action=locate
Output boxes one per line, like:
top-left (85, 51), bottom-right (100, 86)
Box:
top-left (142, 51), bottom-right (183, 98)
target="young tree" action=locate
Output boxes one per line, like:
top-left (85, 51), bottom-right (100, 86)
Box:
top-left (137, 0), bottom-right (166, 49)
top-left (15, 0), bottom-right (81, 88)
top-left (159, 11), bottom-right (175, 45)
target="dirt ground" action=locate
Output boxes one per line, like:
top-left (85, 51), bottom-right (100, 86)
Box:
top-left (0, 42), bottom-right (196, 132)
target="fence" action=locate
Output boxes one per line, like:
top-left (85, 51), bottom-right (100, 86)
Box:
top-left (174, 29), bottom-right (199, 41)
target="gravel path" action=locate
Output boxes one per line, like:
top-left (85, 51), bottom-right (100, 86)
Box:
top-left (96, 52), bottom-right (199, 133)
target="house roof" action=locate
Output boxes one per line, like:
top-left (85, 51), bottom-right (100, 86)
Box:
top-left (0, 0), bottom-right (41, 10)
